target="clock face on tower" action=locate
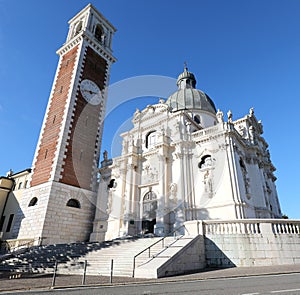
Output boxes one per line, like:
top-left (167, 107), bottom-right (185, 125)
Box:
top-left (80, 79), bottom-right (102, 105)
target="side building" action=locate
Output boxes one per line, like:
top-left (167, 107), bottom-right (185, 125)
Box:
top-left (0, 169), bottom-right (31, 241)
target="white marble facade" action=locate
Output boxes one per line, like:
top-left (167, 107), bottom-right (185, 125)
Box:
top-left (91, 67), bottom-right (282, 242)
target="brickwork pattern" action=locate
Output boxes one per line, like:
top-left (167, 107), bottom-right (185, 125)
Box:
top-left (60, 46), bottom-right (107, 190)
top-left (30, 46), bottom-right (79, 187)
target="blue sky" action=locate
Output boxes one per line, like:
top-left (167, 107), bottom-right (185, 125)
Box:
top-left (0, 1), bottom-right (299, 218)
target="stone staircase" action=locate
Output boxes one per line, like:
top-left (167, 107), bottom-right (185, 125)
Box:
top-left (0, 236), bottom-right (180, 277)
top-left (58, 236), bottom-right (177, 277)
top-left (0, 241), bottom-right (102, 273)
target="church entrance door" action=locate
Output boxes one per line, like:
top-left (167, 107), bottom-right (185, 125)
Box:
top-left (142, 218), bottom-right (156, 234)
top-left (142, 191), bottom-right (157, 234)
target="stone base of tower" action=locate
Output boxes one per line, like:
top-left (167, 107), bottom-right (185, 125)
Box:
top-left (12, 181), bottom-right (97, 245)
top-left (89, 219), bottom-right (108, 242)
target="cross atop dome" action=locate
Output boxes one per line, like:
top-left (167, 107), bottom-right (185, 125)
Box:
top-left (184, 61), bottom-right (188, 71)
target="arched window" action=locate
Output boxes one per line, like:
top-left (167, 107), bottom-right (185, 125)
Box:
top-left (108, 179), bottom-right (116, 189)
top-left (194, 115), bottom-right (201, 124)
top-left (143, 191), bottom-right (157, 220)
top-left (28, 197), bottom-right (38, 207)
top-left (143, 191), bottom-right (157, 202)
top-left (145, 131), bottom-right (156, 148)
top-left (95, 24), bottom-right (104, 43)
top-left (74, 21), bottom-right (83, 35)
top-left (66, 199), bottom-right (81, 209)
top-left (198, 155), bottom-right (212, 169)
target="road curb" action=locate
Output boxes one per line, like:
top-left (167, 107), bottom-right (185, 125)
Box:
top-left (51, 270), bottom-right (300, 290)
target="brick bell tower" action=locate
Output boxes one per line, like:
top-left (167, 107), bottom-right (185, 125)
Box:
top-left (13, 4), bottom-right (116, 244)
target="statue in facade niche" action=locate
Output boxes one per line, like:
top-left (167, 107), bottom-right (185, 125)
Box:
top-left (103, 150), bottom-right (108, 161)
top-left (227, 110), bottom-right (233, 123)
top-left (134, 108), bottom-right (140, 118)
top-left (216, 109), bottom-right (224, 123)
top-left (249, 126), bottom-right (257, 144)
top-left (170, 183), bottom-right (177, 194)
top-left (203, 170), bottom-right (214, 196)
top-left (185, 121), bottom-right (191, 133)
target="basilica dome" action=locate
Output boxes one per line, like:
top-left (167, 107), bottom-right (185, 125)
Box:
top-left (166, 67), bottom-right (217, 114)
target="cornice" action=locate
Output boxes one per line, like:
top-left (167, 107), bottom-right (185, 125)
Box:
top-left (68, 4), bottom-right (117, 33)
top-left (56, 33), bottom-right (116, 63)
top-left (143, 149), bottom-right (159, 157)
top-left (56, 35), bottom-right (82, 56)
top-left (233, 113), bottom-right (263, 135)
top-left (133, 104), bottom-right (169, 125)
top-left (138, 181), bottom-right (159, 189)
top-left (83, 33), bottom-right (116, 63)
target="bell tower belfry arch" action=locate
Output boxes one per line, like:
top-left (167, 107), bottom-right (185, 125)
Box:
top-left (13, 4), bottom-right (116, 244)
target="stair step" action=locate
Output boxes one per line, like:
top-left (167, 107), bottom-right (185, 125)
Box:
top-left (0, 236), bottom-right (183, 277)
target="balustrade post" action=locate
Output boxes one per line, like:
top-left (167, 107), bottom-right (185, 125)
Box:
top-left (259, 222), bottom-right (272, 236)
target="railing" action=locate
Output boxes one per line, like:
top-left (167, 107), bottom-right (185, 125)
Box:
top-left (191, 125), bottom-right (221, 139)
top-left (204, 220), bottom-right (261, 235)
top-left (132, 224), bottom-right (188, 277)
top-left (132, 236), bottom-right (164, 277)
top-left (271, 220), bottom-right (300, 235)
top-left (201, 219), bottom-right (300, 236)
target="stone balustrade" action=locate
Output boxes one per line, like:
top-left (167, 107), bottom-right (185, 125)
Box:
top-left (271, 220), bottom-right (300, 235)
top-left (184, 219), bottom-right (300, 236)
top-left (191, 125), bottom-right (220, 139)
top-left (184, 219), bottom-right (300, 267)
top-left (204, 220), bottom-right (261, 235)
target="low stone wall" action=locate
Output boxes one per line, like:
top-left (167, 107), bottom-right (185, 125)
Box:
top-left (134, 235), bottom-right (206, 278)
top-left (157, 235), bottom-right (206, 277)
top-left (184, 219), bottom-right (300, 268)
top-left (0, 237), bottom-right (41, 254)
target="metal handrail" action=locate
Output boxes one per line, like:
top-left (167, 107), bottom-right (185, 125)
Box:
top-left (132, 224), bottom-right (187, 277)
top-left (132, 237), bottom-right (164, 277)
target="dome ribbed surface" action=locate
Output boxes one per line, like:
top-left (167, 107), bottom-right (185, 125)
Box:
top-left (166, 88), bottom-right (217, 114)
top-left (177, 71), bottom-right (196, 85)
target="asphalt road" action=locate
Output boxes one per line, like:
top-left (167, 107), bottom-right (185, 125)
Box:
top-left (3, 273), bottom-right (300, 295)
